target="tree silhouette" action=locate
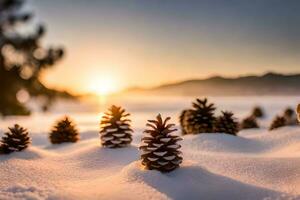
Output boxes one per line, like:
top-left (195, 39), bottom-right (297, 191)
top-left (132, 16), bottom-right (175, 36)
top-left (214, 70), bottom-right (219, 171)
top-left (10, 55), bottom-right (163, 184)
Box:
top-left (0, 0), bottom-right (71, 116)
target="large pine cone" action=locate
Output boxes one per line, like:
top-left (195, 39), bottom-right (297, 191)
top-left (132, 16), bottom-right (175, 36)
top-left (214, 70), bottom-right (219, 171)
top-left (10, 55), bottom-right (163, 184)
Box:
top-left (140, 114), bottom-right (183, 172)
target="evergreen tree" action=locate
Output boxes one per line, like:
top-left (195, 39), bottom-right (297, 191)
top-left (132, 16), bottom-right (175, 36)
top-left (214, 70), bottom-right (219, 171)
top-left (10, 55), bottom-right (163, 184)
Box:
top-left (214, 111), bottom-right (239, 135)
top-left (269, 115), bottom-right (287, 131)
top-left (100, 105), bottom-right (133, 148)
top-left (183, 98), bottom-right (216, 134)
top-left (0, 0), bottom-right (69, 116)
top-left (140, 114), bottom-right (182, 172)
top-left (251, 106), bottom-right (264, 118)
top-left (49, 116), bottom-right (79, 144)
top-left (240, 116), bottom-right (259, 129)
top-left (0, 124), bottom-right (30, 154)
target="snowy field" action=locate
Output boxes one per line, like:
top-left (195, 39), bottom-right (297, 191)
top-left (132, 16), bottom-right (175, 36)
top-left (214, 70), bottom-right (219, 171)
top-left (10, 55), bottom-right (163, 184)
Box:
top-left (1, 96), bottom-right (300, 200)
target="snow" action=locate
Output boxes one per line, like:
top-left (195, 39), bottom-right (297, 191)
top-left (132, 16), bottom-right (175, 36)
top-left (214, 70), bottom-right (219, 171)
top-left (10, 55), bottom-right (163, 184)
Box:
top-left (0, 184), bottom-right (55, 200)
top-left (1, 96), bottom-right (300, 199)
top-left (2, 128), bottom-right (299, 200)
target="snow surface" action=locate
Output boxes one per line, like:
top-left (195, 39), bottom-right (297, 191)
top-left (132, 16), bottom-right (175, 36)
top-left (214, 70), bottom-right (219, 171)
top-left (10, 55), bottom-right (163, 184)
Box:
top-left (1, 96), bottom-right (300, 200)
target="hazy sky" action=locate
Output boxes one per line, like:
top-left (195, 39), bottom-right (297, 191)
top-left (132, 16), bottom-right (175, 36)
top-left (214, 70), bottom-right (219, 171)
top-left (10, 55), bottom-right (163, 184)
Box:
top-left (30, 0), bottom-right (300, 94)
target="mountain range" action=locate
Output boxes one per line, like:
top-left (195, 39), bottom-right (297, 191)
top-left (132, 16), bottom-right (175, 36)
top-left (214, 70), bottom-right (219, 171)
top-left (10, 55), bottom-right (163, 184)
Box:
top-left (125, 72), bottom-right (300, 96)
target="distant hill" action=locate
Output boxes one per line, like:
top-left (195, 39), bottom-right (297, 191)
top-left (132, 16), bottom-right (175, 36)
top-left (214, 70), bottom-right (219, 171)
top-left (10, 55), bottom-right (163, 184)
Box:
top-left (125, 72), bottom-right (300, 96)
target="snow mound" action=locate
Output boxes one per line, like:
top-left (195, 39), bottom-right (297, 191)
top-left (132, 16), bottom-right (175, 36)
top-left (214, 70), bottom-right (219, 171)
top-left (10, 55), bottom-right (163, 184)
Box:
top-left (64, 144), bottom-right (139, 170)
top-left (0, 184), bottom-right (54, 200)
top-left (182, 133), bottom-right (264, 153)
top-left (0, 146), bottom-right (52, 161)
top-left (181, 128), bottom-right (300, 196)
top-left (183, 127), bottom-right (300, 155)
top-left (119, 161), bottom-right (287, 200)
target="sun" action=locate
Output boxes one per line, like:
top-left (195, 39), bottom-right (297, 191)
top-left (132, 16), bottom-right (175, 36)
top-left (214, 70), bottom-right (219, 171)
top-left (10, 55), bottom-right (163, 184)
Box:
top-left (88, 76), bottom-right (117, 96)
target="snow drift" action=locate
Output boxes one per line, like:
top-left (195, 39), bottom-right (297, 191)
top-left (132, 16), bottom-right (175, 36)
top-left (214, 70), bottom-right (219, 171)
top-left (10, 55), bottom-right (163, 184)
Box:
top-left (1, 126), bottom-right (300, 200)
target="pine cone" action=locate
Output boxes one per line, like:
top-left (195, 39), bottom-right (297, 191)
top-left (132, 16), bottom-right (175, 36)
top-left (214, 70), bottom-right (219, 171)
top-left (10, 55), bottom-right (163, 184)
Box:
top-left (269, 115), bottom-right (287, 131)
top-left (49, 116), bottom-right (79, 144)
top-left (251, 106), bottom-right (264, 118)
top-left (297, 104), bottom-right (300, 122)
top-left (179, 109), bottom-right (191, 135)
top-left (100, 105), bottom-right (133, 148)
top-left (284, 107), bottom-right (294, 118)
top-left (140, 114), bottom-right (183, 172)
top-left (283, 107), bottom-right (298, 125)
top-left (185, 98), bottom-right (216, 134)
top-left (0, 124), bottom-right (30, 154)
top-left (214, 111), bottom-right (239, 135)
top-left (240, 116), bottom-right (259, 129)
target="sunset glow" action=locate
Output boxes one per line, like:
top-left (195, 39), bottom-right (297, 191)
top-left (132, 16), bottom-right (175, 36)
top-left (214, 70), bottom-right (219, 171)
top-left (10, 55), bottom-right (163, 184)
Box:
top-left (88, 76), bottom-right (117, 96)
top-left (35, 0), bottom-right (300, 95)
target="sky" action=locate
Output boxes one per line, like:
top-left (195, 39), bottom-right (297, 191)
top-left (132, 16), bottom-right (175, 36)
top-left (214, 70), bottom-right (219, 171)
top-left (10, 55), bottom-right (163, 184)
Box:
top-left (29, 0), bottom-right (300, 95)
